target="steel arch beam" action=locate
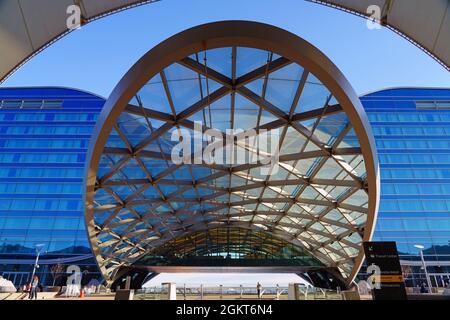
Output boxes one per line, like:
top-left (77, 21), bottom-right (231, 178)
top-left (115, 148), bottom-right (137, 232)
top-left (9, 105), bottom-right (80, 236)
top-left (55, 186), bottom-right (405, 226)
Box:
top-left (84, 20), bottom-right (379, 287)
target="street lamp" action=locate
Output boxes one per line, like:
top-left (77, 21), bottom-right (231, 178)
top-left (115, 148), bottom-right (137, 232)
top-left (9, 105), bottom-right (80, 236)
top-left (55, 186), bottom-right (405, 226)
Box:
top-left (414, 244), bottom-right (432, 292)
top-left (30, 244), bottom-right (45, 282)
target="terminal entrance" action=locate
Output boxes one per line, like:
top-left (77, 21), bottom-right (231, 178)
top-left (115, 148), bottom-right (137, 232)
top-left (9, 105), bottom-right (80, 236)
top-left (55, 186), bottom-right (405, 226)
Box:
top-left (135, 227), bottom-right (324, 268)
top-left (110, 227), bottom-right (347, 290)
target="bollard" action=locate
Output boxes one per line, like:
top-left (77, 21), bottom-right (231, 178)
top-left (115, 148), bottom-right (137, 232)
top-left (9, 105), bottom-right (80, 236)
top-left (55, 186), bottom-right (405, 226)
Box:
top-left (114, 289), bottom-right (134, 300)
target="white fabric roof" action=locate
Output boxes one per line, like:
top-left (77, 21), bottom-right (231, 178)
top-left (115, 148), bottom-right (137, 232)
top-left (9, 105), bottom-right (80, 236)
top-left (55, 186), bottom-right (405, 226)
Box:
top-left (310, 0), bottom-right (450, 70)
top-left (0, 0), bottom-right (448, 82)
top-left (0, 0), bottom-right (160, 83)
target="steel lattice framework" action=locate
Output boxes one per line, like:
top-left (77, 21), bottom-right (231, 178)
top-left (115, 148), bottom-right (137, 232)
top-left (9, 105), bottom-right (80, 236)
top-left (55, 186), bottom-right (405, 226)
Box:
top-left (85, 21), bottom-right (379, 286)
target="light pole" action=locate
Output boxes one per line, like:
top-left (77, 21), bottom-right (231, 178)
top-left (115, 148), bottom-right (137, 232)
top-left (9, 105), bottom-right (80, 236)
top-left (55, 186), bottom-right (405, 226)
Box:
top-left (30, 244), bottom-right (45, 282)
top-left (414, 244), bottom-right (432, 292)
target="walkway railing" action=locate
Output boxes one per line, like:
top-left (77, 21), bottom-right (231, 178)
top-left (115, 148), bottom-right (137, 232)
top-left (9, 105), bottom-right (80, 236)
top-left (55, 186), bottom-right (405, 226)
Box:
top-left (134, 285), bottom-right (343, 300)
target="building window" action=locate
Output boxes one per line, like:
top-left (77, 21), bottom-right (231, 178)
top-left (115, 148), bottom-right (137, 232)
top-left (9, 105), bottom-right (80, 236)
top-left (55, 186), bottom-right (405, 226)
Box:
top-left (22, 100), bottom-right (43, 108)
top-left (1, 100), bottom-right (22, 108)
top-left (0, 100), bottom-right (63, 109)
top-left (416, 101), bottom-right (450, 110)
top-left (42, 100), bottom-right (63, 108)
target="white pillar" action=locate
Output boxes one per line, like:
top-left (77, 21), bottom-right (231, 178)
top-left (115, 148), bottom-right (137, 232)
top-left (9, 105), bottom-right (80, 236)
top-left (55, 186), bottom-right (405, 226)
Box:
top-left (200, 284), bottom-right (204, 300)
top-left (162, 282), bottom-right (177, 300)
top-left (125, 276), bottom-right (131, 290)
top-left (288, 283), bottom-right (300, 300)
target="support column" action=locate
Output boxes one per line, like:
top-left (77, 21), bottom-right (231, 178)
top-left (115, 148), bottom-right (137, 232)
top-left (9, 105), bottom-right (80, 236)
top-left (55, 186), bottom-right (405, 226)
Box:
top-left (162, 282), bottom-right (177, 300)
top-left (288, 283), bottom-right (300, 300)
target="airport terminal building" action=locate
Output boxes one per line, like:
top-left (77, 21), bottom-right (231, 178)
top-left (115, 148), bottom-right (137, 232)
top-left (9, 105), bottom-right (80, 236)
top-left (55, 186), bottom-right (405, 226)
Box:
top-left (361, 88), bottom-right (450, 287)
top-left (0, 0), bottom-right (448, 295)
top-left (0, 88), bottom-right (104, 285)
top-left (0, 11), bottom-right (449, 292)
top-left (0, 86), bottom-right (449, 288)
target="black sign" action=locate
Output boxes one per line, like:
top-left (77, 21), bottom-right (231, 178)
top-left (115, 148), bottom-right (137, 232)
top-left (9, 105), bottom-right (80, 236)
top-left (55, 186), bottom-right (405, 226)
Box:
top-left (363, 241), bottom-right (407, 300)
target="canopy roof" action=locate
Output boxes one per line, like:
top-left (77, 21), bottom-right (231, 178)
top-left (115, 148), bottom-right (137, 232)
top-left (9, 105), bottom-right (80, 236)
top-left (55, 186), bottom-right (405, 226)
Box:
top-left (0, 0), bottom-right (447, 85)
top-left (309, 0), bottom-right (450, 70)
top-left (85, 21), bottom-right (379, 286)
top-left (0, 0), bottom-right (160, 83)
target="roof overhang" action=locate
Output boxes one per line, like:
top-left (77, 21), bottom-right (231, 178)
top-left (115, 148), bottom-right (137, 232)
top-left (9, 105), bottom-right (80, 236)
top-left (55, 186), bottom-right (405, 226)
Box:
top-left (308, 0), bottom-right (450, 71)
top-left (0, 0), bottom-right (447, 86)
top-left (0, 0), bottom-right (160, 83)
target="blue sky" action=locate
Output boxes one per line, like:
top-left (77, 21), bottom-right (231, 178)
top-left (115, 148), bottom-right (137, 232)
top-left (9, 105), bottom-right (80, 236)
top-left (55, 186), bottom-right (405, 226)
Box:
top-left (2, 0), bottom-right (448, 286)
top-left (2, 0), bottom-right (449, 97)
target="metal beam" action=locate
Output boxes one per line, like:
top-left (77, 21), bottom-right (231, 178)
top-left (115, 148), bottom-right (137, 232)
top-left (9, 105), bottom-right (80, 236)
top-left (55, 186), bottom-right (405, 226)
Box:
top-left (235, 57), bottom-right (291, 88)
top-left (178, 57), bottom-right (233, 88)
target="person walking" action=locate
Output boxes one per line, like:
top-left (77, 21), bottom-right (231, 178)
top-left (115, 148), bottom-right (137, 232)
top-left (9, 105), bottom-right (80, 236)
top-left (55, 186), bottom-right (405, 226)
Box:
top-left (420, 282), bottom-right (428, 294)
top-left (256, 282), bottom-right (262, 300)
top-left (29, 275), bottom-right (39, 300)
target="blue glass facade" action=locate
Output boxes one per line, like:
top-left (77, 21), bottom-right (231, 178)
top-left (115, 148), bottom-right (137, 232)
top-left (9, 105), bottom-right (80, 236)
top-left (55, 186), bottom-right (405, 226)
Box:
top-left (0, 87), bottom-right (104, 286)
top-left (0, 86), bottom-right (449, 288)
top-left (361, 88), bottom-right (450, 287)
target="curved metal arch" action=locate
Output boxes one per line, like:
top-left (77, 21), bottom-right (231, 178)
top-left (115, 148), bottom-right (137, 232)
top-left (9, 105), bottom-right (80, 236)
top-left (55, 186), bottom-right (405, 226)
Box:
top-left (85, 20), bottom-right (379, 286)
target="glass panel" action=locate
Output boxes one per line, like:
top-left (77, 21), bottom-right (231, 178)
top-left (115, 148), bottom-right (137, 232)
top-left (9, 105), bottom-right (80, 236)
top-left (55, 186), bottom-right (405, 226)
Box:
top-left (265, 64), bottom-right (304, 113)
top-left (295, 73), bottom-right (331, 113)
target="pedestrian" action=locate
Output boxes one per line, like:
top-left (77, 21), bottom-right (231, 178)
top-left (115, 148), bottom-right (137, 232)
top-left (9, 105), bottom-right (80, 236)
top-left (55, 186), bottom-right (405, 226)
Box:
top-left (29, 275), bottom-right (39, 300)
top-left (256, 282), bottom-right (262, 299)
top-left (420, 282), bottom-right (428, 294)
top-left (25, 282), bottom-right (31, 294)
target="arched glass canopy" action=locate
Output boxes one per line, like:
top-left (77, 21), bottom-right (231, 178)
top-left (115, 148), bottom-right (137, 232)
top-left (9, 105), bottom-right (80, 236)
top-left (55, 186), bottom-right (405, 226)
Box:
top-left (85, 21), bottom-right (379, 286)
